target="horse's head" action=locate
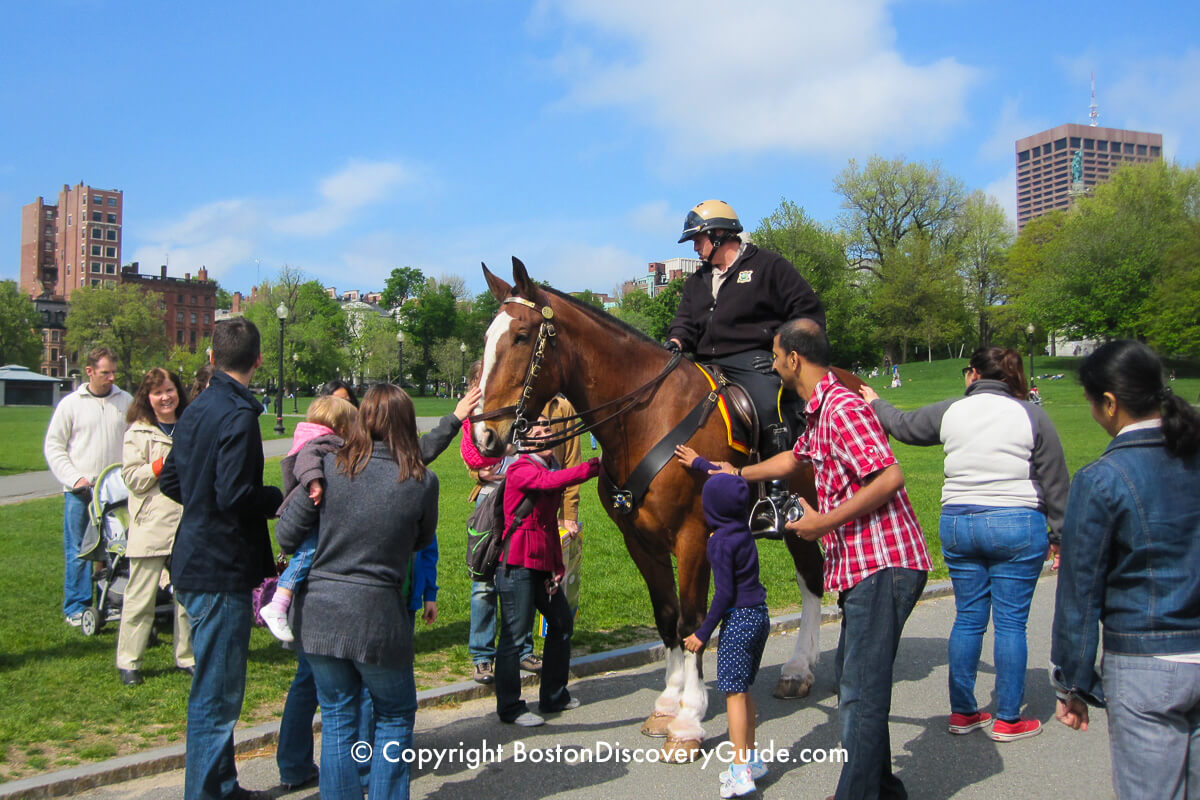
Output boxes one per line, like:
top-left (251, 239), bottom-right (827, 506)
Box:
top-left (474, 257), bottom-right (565, 456)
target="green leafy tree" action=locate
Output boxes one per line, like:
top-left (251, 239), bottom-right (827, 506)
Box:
top-left (166, 339), bottom-right (213, 390)
top-left (572, 289), bottom-right (606, 309)
top-left (65, 284), bottom-right (168, 389)
top-left (214, 286), bottom-right (233, 310)
top-left (871, 232), bottom-right (967, 363)
top-left (398, 281), bottom-right (459, 395)
top-left (958, 191), bottom-right (1015, 349)
top-left (1144, 221), bottom-right (1200, 357)
top-left (244, 267), bottom-right (348, 390)
top-left (0, 280), bottom-right (42, 368)
top-left (380, 266), bottom-right (424, 310)
top-left (611, 289), bottom-right (657, 337)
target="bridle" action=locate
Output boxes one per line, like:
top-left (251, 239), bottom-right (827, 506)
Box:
top-left (469, 295), bottom-right (683, 452)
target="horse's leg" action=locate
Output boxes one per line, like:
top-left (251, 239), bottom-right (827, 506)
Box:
top-left (617, 527), bottom-right (686, 738)
top-left (661, 521), bottom-right (710, 762)
top-left (775, 535), bottom-right (825, 699)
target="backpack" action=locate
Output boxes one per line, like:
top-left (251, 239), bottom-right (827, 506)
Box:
top-left (466, 478), bottom-right (533, 582)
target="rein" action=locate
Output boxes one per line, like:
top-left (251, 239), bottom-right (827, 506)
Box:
top-left (468, 295), bottom-right (684, 452)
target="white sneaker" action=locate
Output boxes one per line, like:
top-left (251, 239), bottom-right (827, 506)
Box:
top-left (719, 766), bottom-right (757, 798)
top-left (511, 711), bottom-right (545, 727)
top-left (259, 604), bottom-right (294, 643)
top-left (748, 757), bottom-right (768, 781)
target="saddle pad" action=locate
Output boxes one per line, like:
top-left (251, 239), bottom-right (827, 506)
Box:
top-left (694, 364), bottom-right (751, 455)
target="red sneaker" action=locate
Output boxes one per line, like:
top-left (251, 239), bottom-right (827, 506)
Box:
top-left (989, 718), bottom-right (1042, 741)
top-left (948, 711), bottom-right (993, 734)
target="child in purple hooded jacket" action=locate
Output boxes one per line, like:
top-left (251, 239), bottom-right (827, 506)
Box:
top-left (678, 447), bottom-right (771, 799)
top-left (259, 395), bottom-right (357, 642)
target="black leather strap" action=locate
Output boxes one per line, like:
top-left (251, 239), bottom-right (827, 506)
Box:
top-left (609, 390), bottom-right (721, 514)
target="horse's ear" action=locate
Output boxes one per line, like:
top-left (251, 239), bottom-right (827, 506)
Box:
top-left (511, 256), bottom-right (546, 303)
top-left (482, 262), bottom-right (512, 304)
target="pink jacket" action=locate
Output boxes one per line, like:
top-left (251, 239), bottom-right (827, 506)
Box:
top-left (502, 454), bottom-right (599, 575)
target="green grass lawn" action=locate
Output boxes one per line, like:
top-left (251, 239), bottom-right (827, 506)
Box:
top-left (1, 357), bottom-right (1197, 779)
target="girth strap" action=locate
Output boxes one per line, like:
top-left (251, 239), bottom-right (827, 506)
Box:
top-left (608, 389), bottom-right (722, 515)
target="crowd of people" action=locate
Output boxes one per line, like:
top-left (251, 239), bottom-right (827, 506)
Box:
top-left (38, 200), bottom-right (1199, 800)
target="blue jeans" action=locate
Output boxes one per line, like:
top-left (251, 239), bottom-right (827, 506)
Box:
top-left (62, 491), bottom-right (92, 616)
top-left (940, 508), bottom-right (1048, 721)
top-left (307, 653), bottom-right (416, 800)
top-left (1103, 652), bottom-right (1200, 800)
top-left (468, 579), bottom-right (533, 664)
top-left (494, 565), bottom-right (574, 721)
top-left (834, 567), bottom-right (926, 800)
top-left (177, 590), bottom-right (252, 800)
top-left (277, 650), bottom-right (375, 789)
top-left (277, 533), bottom-right (317, 593)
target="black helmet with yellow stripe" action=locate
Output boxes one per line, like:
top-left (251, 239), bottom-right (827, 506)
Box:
top-left (677, 200), bottom-right (743, 244)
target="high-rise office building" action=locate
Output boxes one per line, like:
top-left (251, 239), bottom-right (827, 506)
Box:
top-left (19, 183), bottom-right (123, 299)
top-left (1015, 124), bottom-right (1161, 229)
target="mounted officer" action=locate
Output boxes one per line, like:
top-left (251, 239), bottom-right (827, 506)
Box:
top-left (666, 200), bottom-right (825, 535)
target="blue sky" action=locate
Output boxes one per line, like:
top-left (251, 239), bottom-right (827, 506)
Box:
top-left (3, 0), bottom-right (1198, 299)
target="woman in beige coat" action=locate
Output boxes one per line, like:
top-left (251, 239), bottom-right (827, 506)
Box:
top-left (116, 368), bottom-right (194, 686)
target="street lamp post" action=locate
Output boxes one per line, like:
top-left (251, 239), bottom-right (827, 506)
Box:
top-left (1026, 323), bottom-right (1036, 386)
top-left (396, 330), bottom-right (405, 388)
top-left (291, 352), bottom-right (299, 413)
top-left (460, 341), bottom-right (467, 394)
top-left (275, 302), bottom-right (288, 435)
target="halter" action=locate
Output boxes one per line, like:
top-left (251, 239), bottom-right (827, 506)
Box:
top-left (469, 294), bottom-right (683, 452)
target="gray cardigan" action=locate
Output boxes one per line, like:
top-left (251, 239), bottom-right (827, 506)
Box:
top-left (276, 442), bottom-right (438, 667)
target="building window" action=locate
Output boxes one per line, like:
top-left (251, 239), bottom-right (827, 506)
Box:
top-left (177, 330), bottom-right (184, 344)
top-left (177, 294), bottom-right (184, 303)
top-left (1097, 140), bottom-right (1108, 152)
top-left (107, 197), bottom-right (117, 207)
top-left (52, 330), bottom-right (59, 342)
top-left (106, 213), bottom-right (116, 223)
top-left (1124, 143), bottom-right (1135, 154)
top-left (67, 214), bottom-right (72, 226)
top-left (44, 241), bottom-right (52, 252)
top-left (1151, 146), bottom-right (1161, 157)
top-left (105, 264), bottom-right (115, 275)
top-left (1136, 144), bottom-right (1147, 156)
top-left (190, 312), bottom-right (197, 324)
top-left (67, 264), bottom-right (71, 275)
top-left (91, 262), bottom-right (101, 273)
top-left (91, 228), bottom-right (101, 239)
top-left (1054, 138), bottom-right (1067, 151)
top-left (91, 279), bottom-right (100, 287)
top-left (177, 311), bottom-right (184, 323)
top-left (202, 313), bottom-right (210, 324)
top-left (44, 209), bottom-right (53, 220)
top-left (105, 247), bottom-right (115, 257)
top-left (1018, 150), bottom-right (1030, 163)
top-left (106, 230), bottom-right (117, 241)
top-left (93, 195), bottom-right (102, 204)
top-left (51, 348), bottom-right (58, 361)
top-left (191, 296), bottom-right (197, 305)
top-left (92, 211), bottom-right (101, 222)
top-left (92, 245), bottom-right (101, 256)
top-left (190, 330), bottom-right (196, 345)
top-left (1069, 136), bottom-right (1081, 148)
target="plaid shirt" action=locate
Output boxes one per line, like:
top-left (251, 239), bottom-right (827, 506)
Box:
top-left (793, 371), bottom-right (931, 592)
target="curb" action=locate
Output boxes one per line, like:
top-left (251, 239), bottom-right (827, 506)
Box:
top-left (0, 573), bottom-right (1031, 799)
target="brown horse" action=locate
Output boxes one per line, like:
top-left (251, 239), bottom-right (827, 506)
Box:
top-left (474, 259), bottom-right (859, 758)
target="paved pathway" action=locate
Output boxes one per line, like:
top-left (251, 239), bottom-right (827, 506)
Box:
top-left (65, 575), bottom-right (1116, 800)
top-left (0, 417), bottom-right (444, 506)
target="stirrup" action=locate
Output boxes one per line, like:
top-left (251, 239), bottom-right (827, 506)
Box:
top-left (749, 494), bottom-right (804, 540)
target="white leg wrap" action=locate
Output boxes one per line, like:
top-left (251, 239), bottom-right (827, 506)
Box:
top-left (653, 646), bottom-right (685, 715)
top-left (779, 574), bottom-right (821, 684)
top-left (667, 649), bottom-right (707, 740)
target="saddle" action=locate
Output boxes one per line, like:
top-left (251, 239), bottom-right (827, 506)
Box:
top-left (695, 363), bottom-right (756, 457)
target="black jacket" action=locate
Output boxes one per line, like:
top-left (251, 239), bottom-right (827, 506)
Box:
top-left (161, 371), bottom-right (283, 592)
top-left (667, 244), bottom-right (824, 358)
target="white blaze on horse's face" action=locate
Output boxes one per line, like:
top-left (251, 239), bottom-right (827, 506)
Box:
top-left (475, 309), bottom-right (515, 444)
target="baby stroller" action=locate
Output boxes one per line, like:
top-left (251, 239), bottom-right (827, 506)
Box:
top-left (75, 464), bottom-right (175, 636)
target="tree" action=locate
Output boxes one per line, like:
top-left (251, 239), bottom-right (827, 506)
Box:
top-left (398, 280), bottom-right (459, 395)
top-left (752, 199), bottom-right (874, 366)
top-left (65, 284), bottom-right (168, 390)
top-left (243, 267), bottom-right (348, 390)
top-left (380, 266), bottom-right (424, 310)
top-left (572, 289), bottom-right (606, 309)
top-left (167, 339), bottom-right (213, 388)
top-left (958, 191), bottom-right (1015, 349)
top-left (1144, 221), bottom-right (1200, 357)
top-left (611, 289), bottom-right (657, 338)
top-left (871, 232), bottom-right (967, 363)
top-left (0, 281), bottom-right (42, 369)
top-left (214, 286), bottom-right (233, 310)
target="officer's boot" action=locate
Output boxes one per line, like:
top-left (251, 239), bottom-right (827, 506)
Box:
top-left (749, 424), bottom-right (795, 539)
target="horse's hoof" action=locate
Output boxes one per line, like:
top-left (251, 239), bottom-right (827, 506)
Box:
top-left (773, 676), bottom-right (812, 699)
top-left (661, 738), bottom-right (702, 763)
top-left (641, 711), bottom-right (675, 738)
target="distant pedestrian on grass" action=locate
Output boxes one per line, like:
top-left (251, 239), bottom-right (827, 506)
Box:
top-left (861, 346), bottom-right (1069, 742)
top-left (159, 318), bottom-right (283, 800)
top-left (116, 367), bottom-right (194, 687)
top-left (1052, 340), bottom-right (1200, 800)
top-left (43, 346), bottom-right (131, 629)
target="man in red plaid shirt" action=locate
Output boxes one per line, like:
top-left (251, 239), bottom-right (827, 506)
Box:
top-left (724, 319), bottom-right (931, 800)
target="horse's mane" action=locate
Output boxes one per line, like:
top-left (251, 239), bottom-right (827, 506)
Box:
top-left (541, 286), bottom-right (664, 349)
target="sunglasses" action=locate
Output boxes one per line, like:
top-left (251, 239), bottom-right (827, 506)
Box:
top-left (961, 366), bottom-right (973, 375)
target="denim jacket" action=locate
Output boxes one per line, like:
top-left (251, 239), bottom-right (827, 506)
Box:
top-left (1050, 428), bottom-right (1200, 705)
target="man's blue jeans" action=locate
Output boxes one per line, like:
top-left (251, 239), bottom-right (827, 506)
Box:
top-left (940, 508), bottom-right (1047, 721)
top-left (1103, 652), bottom-right (1200, 800)
top-left (176, 590), bottom-right (252, 800)
top-left (834, 566), bottom-right (926, 800)
top-left (277, 649), bottom-right (374, 790)
top-left (468, 579), bottom-right (533, 665)
top-left (307, 653), bottom-right (416, 800)
top-left (494, 565), bottom-right (573, 721)
top-left (62, 491), bottom-right (93, 617)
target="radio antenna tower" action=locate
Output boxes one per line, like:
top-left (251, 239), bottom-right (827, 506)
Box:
top-left (1089, 72), bottom-right (1099, 127)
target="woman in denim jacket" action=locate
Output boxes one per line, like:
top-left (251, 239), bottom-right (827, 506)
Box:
top-left (1051, 340), bottom-right (1200, 800)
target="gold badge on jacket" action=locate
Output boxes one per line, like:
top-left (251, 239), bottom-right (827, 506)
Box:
top-left (737, 270), bottom-right (753, 283)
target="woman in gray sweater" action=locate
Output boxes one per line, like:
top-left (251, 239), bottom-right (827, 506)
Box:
top-left (276, 384), bottom-right (438, 800)
top-left (861, 347), bottom-right (1069, 743)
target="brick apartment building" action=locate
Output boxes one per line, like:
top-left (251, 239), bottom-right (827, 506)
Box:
top-left (20, 183), bottom-right (124, 300)
top-left (1015, 123), bottom-right (1162, 229)
top-left (120, 263), bottom-right (218, 352)
top-left (620, 257), bottom-right (703, 298)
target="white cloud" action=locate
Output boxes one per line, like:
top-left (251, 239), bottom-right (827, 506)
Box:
top-left (274, 159), bottom-right (415, 236)
top-left (983, 168), bottom-right (1017, 228)
top-left (129, 198), bottom-right (260, 281)
top-left (979, 97), bottom-right (1049, 163)
top-left (536, 0), bottom-right (977, 157)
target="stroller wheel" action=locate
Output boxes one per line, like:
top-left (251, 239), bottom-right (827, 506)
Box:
top-left (80, 607), bottom-right (102, 636)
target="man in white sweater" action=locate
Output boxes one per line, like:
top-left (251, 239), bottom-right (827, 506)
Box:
top-left (43, 347), bottom-right (131, 626)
